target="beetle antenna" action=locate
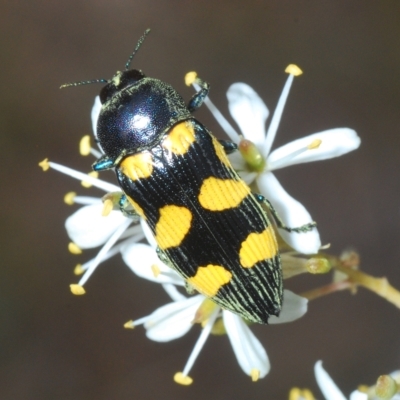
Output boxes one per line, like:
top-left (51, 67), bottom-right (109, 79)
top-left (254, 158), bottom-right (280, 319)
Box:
top-left (60, 78), bottom-right (109, 89)
top-left (125, 28), bottom-right (151, 71)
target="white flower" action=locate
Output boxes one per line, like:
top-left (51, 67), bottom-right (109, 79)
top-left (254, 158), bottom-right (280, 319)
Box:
top-left (122, 238), bottom-right (308, 385)
top-left (189, 66), bottom-right (361, 254)
top-left (315, 361), bottom-right (400, 400)
top-left (38, 158), bottom-right (145, 294)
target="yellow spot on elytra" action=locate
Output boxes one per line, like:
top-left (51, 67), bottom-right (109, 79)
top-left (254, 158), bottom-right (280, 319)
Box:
top-left (123, 320), bottom-right (135, 329)
top-left (68, 242), bottom-right (82, 255)
top-left (38, 158), bottom-right (50, 171)
top-left (81, 171), bottom-right (99, 188)
top-left (74, 264), bottom-right (84, 276)
top-left (212, 136), bottom-right (231, 167)
top-left (308, 139), bottom-right (322, 150)
top-left (102, 199), bottom-right (114, 216)
top-left (174, 372), bottom-right (193, 386)
top-left (120, 152), bottom-right (153, 181)
top-left (187, 265), bottom-right (232, 297)
top-left (250, 369), bottom-right (260, 382)
top-left (239, 227), bottom-right (278, 268)
top-left (162, 121), bottom-right (195, 155)
top-left (126, 197), bottom-right (145, 218)
top-left (184, 71), bottom-right (198, 86)
top-left (155, 205), bottom-right (192, 249)
top-left (70, 284), bottom-right (85, 295)
top-left (285, 64), bottom-right (303, 76)
top-left (198, 177), bottom-right (250, 211)
top-left (151, 264), bottom-right (161, 277)
top-left (79, 135), bottom-right (91, 156)
top-left (64, 192), bottom-right (76, 205)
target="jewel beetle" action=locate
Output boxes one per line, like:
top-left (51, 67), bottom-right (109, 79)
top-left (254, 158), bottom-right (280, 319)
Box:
top-left (61, 29), bottom-right (315, 324)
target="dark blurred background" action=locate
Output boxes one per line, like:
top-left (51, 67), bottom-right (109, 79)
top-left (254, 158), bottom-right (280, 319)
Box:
top-left (1, 1), bottom-right (400, 399)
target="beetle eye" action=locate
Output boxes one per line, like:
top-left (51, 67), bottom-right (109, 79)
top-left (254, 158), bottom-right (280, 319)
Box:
top-left (99, 84), bottom-right (116, 104)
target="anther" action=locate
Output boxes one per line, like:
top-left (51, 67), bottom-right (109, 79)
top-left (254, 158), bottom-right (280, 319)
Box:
top-left (184, 71), bottom-right (198, 86)
top-left (308, 139), bottom-right (322, 150)
top-left (79, 135), bottom-right (91, 156)
top-left (151, 264), bottom-right (161, 278)
top-left (285, 64), bottom-right (303, 76)
top-left (38, 158), bottom-right (50, 171)
top-left (101, 199), bottom-right (114, 216)
top-left (74, 264), bottom-right (84, 275)
top-left (68, 242), bottom-right (82, 254)
top-left (64, 192), bottom-right (76, 205)
top-left (250, 368), bottom-right (260, 382)
top-left (70, 284), bottom-right (86, 295)
top-left (123, 320), bottom-right (135, 329)
top-left (174, 372), bottom-right (193, 386)
top-left (81, 171), bottom-right (99, 188)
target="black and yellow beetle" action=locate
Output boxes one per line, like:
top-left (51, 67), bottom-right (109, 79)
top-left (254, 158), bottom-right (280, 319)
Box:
top-left (62, 30), bottom-right (315, 324)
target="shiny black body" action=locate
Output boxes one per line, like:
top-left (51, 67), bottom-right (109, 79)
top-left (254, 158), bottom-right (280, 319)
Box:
top-left (97, 75), bottom-right (191, 161)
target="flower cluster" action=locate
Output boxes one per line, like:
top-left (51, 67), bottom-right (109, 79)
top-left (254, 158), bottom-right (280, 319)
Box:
top-left (40, 64), bottom-right (361, 385)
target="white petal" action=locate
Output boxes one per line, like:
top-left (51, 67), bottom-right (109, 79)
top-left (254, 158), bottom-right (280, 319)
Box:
top-left (228, 151), bottom-right (247, 171)
top-left (349, 391), bottom-right (368, 400)
top-left (268, 128), bottom-right (360, 171)
top-left (223, 311), bottom-right (270, 378)
top-left (120, 242), bottom-right (184, 285)
top-left (315, 361), bottom-right (347, 400)
top-left (144, 295), bottom-right (203, 342)
top-left (91, 96), bottom-right (102, 140)
top-left (256, 173), bottom-right (321, 254)
top-left (227, 83), bottom-right (269, 148)
top-left (269, 290), bottom-right (308, 324)
top-left (65, 204), bottom-right (128, 248)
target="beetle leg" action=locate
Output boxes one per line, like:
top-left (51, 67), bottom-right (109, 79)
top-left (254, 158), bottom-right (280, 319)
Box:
top-left (92, 155), bottom-right (115, 171)
top-left (255, 194), bottom-right (317, 233)
top-left (155, 246), bottom-right (175, 268)
top-left (118, 194), bottom-right (140, 221)
top-left (187, 78), bottom-right (210, 112)
top-left (218, 139), bottom-right (238, 154)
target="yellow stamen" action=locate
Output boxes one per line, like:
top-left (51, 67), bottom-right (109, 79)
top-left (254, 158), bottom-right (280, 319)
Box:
top-left (250, 369), bottom-right (260, 382)
top-left (81, 171), bottom-right (99, 188)
top-left (79, 135), bottom-right (91, 156)
top-left (357, 385), bottom-right (369, 393)
top-left (68, 242), bottom-right (82, 254)
top-left (151, 264), bottom-right (161, 278)
top-left (306, 257), bottom-right (331, 274)
top-left (38, 158), bottom-right (50, 171)
top-left (375, 375), bottom-right (398, 399)
top-left (184, 71), bottom-right (198, 86)
top-left (74, 264), bottom-right (84, 275)
top-left (123, 320), bottom-right (135, 329)
top-left (210, 318), bottom-right (226, 335)
top-left (308, 139), bottom-right (322, 150)
top-left (70, 284), bottom-right (86, 295)
top-left (285, 64), bottom-right (303, 76)
top-left (64, 192), bottom-right (76, 205)
top-left (174, 372), bottom-right (193, 386)
top-left (102, 199), bottom-right (114, 216)
top-left (289, 387), bottom-right (315, 400)
top-left (193, 298), bottom-right (218, 324)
